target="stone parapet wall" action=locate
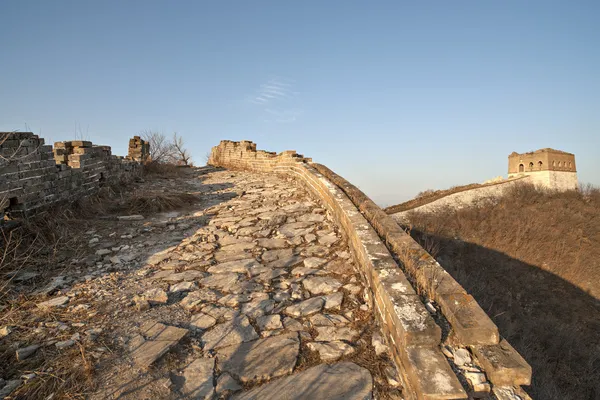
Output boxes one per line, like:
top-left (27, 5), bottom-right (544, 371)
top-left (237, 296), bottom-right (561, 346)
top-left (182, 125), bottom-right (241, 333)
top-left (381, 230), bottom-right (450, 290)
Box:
top-left (1, 132), bottom-right (144, 219)
top-left (209, 141), bottom-right (532, 399)
top-left (391, 176), bottom-right (530, 223)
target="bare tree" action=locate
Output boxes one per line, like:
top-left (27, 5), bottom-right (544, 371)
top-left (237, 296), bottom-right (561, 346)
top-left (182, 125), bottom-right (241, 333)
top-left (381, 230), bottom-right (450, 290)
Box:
top-left (141, 130), bottom-right (176, 163)
top-left (172, 132), bottom-right (192, 166)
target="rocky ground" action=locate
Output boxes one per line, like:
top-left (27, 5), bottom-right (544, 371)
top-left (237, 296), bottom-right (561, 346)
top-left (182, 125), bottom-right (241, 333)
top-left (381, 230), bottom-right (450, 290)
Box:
top-left (1, 167), bottom-right (403, 399)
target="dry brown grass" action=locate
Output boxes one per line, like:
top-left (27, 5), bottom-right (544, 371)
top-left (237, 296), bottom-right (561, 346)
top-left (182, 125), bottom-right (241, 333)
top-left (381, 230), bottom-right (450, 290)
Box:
top-left (0, 172), bottom-right (200, 398)
top-left (403, 183), bottom-right (600, 400)
top-left (142, 161), bottom-right (188, 178)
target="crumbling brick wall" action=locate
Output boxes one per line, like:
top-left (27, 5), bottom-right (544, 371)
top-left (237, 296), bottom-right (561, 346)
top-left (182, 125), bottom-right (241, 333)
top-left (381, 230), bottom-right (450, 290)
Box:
top-left (0, 132), bottom-right (146, 219)
top-left (127, 136), bottom-right (150, 162)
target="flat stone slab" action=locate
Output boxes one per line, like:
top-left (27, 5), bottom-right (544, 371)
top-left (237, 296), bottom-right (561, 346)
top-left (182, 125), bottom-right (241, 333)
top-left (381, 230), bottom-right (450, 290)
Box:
top-left (284, 297), bottom-right (325, 317)
top-left (162, 270), bottom-right (206, 282)
top-left (233, 362), bottom-right (372, 400)
top-left (201, 316), bottom-right (258, 350)
top-left (303, 277), bottom-right (343, 294)
top-left (257, 238), bottom-right (288, 249)
top-left (181, 358), bottom-right (215, 399)
top-left (200, 273), bottom-right (241, 291)
top-left (208, 258), bottom-right (260, 274)
top-left (180, 289), bottom-right (221, 311)
top-left (315, 326), bottom-right (359, 342)
top-left (37, 296), bottom-right (69, 309)
top-left (217, 332), bottom-right (299, 383)
top-left (131, 322), bottom-right (188, 368)
top-left (307, 340), bottom-right (355, 361)
top-left (190, 313), bottom-right (217, 330)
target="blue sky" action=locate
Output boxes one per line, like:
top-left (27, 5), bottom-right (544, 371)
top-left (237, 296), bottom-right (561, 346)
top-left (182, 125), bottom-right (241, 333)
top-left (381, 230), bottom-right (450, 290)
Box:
top-left (1, 1), bottom-right (598, 206)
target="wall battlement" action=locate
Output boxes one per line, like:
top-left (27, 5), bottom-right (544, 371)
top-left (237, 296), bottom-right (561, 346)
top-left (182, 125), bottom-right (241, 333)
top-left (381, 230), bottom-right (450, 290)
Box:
top-left (0, 132), bottom-right (147, 219)
top-left (209, 140), bottom-right (532, 399)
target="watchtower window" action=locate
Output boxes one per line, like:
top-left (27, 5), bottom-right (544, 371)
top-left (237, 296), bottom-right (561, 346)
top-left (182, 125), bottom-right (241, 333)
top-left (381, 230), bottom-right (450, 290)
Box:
top-left (519, 164), bottom-right (524, 172)
top-left (552, 160), bottom-right (555, 167)
top-left (529, 162), bottom-right (534, 170)
top-left (538, 161), bottom-right (543, 169)
top-left (569, 162), bottom-right (572, 169)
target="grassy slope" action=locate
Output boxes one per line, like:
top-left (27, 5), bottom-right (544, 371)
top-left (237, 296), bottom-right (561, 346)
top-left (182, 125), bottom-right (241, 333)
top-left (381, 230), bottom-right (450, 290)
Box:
top-left (401, 184), bottom-right (600, 400)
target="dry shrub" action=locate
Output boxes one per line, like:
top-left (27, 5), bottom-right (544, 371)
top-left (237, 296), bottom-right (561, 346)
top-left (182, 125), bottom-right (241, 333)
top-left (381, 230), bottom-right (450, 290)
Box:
top-left (404, 182), bottom-right (600, 400)
top-left (108, 190), bottom-right (199, 214)
top-left (142, 161), bottom-right (187, 178)
top-left (7, 345), bottom-right (96, 400)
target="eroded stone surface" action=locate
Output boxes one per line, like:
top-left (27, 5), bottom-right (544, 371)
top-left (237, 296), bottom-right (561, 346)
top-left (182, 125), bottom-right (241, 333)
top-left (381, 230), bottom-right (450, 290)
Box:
top-left (233, 362), bottom-right (373, 400)
top-left (201, 316), bottom-right (258, 350)
top-left (217, 333), bottom-right (300, 383)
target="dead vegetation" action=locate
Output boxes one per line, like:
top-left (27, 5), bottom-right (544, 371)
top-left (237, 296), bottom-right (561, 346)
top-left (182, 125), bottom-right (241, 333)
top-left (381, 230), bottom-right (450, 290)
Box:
top-left (403, 183), bottom-right (600, 400)
top-left (0, 168), bottom-right (201, 399)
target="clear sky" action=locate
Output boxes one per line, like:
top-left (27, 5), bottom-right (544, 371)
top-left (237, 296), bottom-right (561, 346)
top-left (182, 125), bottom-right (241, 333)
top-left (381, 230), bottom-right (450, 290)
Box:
top-left (1, 1), bottom-right (598, 206)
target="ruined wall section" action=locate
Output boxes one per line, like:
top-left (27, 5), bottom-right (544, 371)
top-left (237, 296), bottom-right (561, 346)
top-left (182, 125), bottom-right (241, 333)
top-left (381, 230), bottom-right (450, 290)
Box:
top-left (1, 132), bottom-right (144, 218)
top-left (208, 140), bottom-right (533, 399)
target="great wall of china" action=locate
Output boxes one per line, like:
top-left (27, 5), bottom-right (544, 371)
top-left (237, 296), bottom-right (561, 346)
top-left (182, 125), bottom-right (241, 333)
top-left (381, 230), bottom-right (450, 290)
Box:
top-left (0, 133), bottom-right (532, 399)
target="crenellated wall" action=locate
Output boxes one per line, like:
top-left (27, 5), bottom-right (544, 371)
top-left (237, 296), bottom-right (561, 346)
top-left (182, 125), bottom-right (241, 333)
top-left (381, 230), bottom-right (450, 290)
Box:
top-left (208, 140), bottom-right (532, 400)
top-left (0, 132), bottom-right (148, 219)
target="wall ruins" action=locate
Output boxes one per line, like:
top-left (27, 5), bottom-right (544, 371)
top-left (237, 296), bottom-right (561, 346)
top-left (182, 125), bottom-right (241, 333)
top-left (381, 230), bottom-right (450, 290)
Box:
top-left (0, 132), bottom-right (148, 219)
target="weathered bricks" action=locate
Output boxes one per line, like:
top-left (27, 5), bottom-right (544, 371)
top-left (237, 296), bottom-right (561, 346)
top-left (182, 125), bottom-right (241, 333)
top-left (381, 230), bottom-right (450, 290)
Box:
top-left (0, 132), bottom-right (145, 219)
top-left (471, 339), bottom-right (532, 387)
top-left (127, 136), bottom-right (149, 161)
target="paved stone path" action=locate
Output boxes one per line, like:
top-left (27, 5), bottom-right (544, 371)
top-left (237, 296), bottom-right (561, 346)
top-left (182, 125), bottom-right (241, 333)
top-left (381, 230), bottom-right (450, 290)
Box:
top-left (25, 168), bottom-right (402, 399)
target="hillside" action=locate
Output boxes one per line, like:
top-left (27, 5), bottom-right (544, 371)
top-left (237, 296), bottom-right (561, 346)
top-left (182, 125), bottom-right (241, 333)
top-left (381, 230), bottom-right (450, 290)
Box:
top-left (394, 183), bottom-right (600, 399)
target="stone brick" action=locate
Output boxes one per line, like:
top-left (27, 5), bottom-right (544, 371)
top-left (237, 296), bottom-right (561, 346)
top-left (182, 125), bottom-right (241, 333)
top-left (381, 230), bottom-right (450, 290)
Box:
top-left (471, 339), bottom-right (532, 386)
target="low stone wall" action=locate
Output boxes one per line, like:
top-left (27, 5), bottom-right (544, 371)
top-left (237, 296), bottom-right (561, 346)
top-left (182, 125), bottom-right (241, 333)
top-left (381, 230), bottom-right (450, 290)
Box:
top-left (391, 177), bottom-right (529, 223)
top-left (0, 132), bottom-right (148, 218)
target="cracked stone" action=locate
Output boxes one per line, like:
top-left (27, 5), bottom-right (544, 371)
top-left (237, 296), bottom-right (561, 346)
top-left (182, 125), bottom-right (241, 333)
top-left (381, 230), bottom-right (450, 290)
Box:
top-left (310, 313), bottom-right (350, 327)
top-left (169, 281), bottom-right (198, 293)
top-left (315, 326), bottom-right (359, 342)
top-left (201, 316), bottom-right (258, 350)
top-left (200, 273), bottom-right (241, 291)
top-left (283, 317), bottom-right (304, 332)
top-left (241, 299), bottom-right (276, 319)
top-left (208, 258), bottom-right (260, 274)
top-left (307, 341), bottom-right (355, 361)
top-left (256, 314), bottom-right (283, 331)
top-left (180, 289), bottom-right (221, 311)
top-left (303, 257), bottom-right (327, 269)
top-left (267, 255), bottom-right (303, 269)
top-left (303, 277), bottom-right (343, 295)
top-left (216, 332), bottom-right (299, 384)
top-left (131, 322), bottom-right (188, 368)
top-left (216, 372), bottom-right (241, 396)
top-left (234, 362), bottom-right (372, 400)
top-left (322, 292), bottom-right (344, 310)
top-left (181, 358), bottom-right (215, 399)
top-left (202, 304), bottom-right (240, 321)
top-left (190, 313), bottom-right (217, 330)
top-left (257, 238), bottom-right (288, 249)
top-left (285, 297), bottom-right (325, 317)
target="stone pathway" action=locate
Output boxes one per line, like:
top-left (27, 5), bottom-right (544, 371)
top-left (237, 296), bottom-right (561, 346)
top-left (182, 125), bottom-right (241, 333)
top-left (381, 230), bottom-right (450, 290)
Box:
top-left (5, 168), bottom-right (403, 399)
